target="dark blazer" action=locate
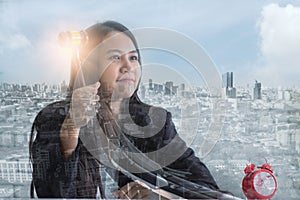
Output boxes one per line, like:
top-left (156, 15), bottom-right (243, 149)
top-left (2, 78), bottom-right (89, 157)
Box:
top-left (30, 100), bottom-right (219, 199)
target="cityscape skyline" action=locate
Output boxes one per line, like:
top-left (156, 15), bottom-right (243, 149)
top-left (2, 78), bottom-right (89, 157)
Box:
top-left (1, 72), bottom-right (299, 92)
top-left (0, 77), bottom-right (299, 198)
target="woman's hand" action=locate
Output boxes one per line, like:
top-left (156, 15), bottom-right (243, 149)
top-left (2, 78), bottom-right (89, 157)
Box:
top-left (114, 181), bottom-right (151, 199)
top-left (60, 82), bottom-right (100, 159)
top-left (70, 82), bottom-right (100, 128)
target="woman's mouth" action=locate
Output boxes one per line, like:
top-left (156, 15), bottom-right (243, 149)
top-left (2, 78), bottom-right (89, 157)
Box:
top-left (117, 78), bottom-right (135, 83)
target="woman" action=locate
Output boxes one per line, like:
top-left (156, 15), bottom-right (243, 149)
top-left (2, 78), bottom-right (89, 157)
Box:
top-left (29, 21), bottom-right (219, 199)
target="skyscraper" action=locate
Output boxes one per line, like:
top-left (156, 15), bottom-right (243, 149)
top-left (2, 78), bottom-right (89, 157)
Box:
top-left (222, 72), bottom-right (236, 98)
top-left (222, 72), bottom-right (233, 88)
top-left (140, 85), bottom-right (146, 99)
top-left (253, 80), bottom-right (262, 100)
top-left (179, 83), bottom-right (185, 97)
top-left (165, 81), bottom-right (173, 95)
top-left (149, 79), bottom-right (153, 90)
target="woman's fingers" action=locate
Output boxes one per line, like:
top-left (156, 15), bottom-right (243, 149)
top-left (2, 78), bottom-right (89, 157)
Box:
top-left (132, 187), bottom-right (149, 199)
top-left (115, 181), bottom-right (150, 199)
top-left (70, 82), bottom-right (101, 127)
top-left (74, 81), bottom-right (100, 97)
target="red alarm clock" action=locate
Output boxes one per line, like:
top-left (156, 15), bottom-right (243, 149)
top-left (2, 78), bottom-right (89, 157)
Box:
top-left (242, 161), bottom-right (278, 199)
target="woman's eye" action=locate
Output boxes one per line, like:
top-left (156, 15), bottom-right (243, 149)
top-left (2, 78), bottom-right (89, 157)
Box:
top-left (130, 55), bottom-right (138, 61)
top-left (110, 55), bottom-right (120, 60)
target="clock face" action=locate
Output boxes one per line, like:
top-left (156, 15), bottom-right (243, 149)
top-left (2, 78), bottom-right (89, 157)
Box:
top-left (253, 171), bottom-right (277, 196)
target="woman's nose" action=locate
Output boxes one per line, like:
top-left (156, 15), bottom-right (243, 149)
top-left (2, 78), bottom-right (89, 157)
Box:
top-left (120, 56), bottom-right (135, 73)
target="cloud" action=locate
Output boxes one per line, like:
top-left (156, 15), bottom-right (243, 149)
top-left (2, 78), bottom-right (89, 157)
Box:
top-left (0, 32), bottom-right (31, 50)
top-left (257, 3), bottom-right (300, 87)
top-left (0, 1), bottom-right (31, 52)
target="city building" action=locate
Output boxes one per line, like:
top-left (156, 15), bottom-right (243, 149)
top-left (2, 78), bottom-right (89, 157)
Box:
top-left (0, 159), bottom-right (32, 183)
top-left (149, 79), bottom-right (153, 90)
top-left (179, 83), bottom-right (185, 97)
top-left (253, 80), bottom-right (262, 100)
top-left (222, 72), bottom-right (236, 98)
top-left (222, 72), bottom-right (233, 88)
top-left (165, 81), bottom-right (173, 95)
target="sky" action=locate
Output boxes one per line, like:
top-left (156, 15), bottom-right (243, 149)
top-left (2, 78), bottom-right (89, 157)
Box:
top-left (0, 0), bottom-right (300, 88)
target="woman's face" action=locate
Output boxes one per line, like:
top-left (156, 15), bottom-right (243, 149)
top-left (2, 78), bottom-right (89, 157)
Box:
top-left (97, 32), bottom-right (141, 101)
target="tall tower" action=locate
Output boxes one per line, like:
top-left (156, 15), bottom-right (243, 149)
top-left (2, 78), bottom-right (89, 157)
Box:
top-left (165, 81), bottom-right (173, 95)
top-left (253, 80), bottom-right (262, 100)
top-left (140, 85), bottom-right (146, 99)
top-left (222, 72), bottom-right (236, 98)
top-left (179, 83), bottom-right (185, 97)
top-left (222, 72), bottom-right (233, 88)
top-left (149, 79), bottom-right (153, 90)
